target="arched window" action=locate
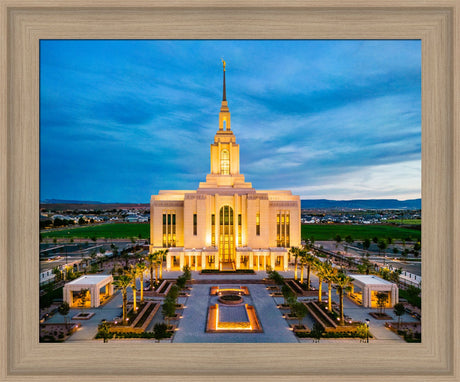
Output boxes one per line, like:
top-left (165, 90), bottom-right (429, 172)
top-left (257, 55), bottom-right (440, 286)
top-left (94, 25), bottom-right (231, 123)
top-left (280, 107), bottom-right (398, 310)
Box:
top-left (220, 149), bottom-right (230, 175)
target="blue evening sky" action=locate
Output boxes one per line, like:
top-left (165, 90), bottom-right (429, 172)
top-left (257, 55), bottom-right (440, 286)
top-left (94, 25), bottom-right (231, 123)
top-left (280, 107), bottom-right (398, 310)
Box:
top-left (40, 40), bottom-right (421, 203)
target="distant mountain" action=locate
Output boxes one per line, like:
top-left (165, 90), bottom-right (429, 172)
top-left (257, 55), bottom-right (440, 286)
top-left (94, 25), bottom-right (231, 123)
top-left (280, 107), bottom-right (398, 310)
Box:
top-left (301, 199), bottom-right (421, 210)
top-left (41, 199), bottom-right (103, 204)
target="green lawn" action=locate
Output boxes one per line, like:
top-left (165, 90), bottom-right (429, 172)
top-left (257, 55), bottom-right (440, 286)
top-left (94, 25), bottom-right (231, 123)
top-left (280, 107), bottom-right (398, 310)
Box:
top-left (41, 223), bottom-right (150, 239)
top-left (42, 222), bottom-right (421, 242)
top-left (302, 224), bottom-right (421, 242)
top-left (387, 219), bottom-right (421, 225)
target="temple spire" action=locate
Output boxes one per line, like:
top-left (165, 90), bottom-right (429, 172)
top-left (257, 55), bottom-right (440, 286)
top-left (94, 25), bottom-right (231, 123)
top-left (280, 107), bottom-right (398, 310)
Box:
top-left (222, 59), bottom-right (226, 101)
top-left (219, 60), bottom-right (230, 131)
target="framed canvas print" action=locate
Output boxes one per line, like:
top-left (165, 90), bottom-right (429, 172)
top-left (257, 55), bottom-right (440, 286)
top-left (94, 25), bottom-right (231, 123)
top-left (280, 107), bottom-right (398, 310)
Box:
top-left (1, 1), bottom-right (459, 381)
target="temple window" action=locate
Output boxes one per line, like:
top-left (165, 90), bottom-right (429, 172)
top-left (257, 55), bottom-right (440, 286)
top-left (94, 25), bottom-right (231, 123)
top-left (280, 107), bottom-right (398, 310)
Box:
top-left (220, 149), bottom-right (230, 175)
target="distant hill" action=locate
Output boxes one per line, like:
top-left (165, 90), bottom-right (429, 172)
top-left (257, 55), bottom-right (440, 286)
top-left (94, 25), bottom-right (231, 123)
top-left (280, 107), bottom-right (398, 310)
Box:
top-left (41, 199), bottom-right (104, 204)
top-left (301, 199), bottom-right (421, 210)
top-left (40, 199), bottom-right (149, 210)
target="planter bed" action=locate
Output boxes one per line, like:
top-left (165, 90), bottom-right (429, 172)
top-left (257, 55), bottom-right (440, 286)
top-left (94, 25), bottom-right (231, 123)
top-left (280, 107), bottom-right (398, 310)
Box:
top-left (71, 312), bottom-right (95, 320)
top-left (290, 324), bottom-right (309, 333)
top-left (369, 312), bottom-right (392, 320)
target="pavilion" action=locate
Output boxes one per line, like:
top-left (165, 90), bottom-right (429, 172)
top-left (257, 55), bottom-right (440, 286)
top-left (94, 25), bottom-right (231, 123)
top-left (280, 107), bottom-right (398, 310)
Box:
top-left (348, 274), bottom-right (399, 308)
top-left (63, 275), bottom-right (114, 308)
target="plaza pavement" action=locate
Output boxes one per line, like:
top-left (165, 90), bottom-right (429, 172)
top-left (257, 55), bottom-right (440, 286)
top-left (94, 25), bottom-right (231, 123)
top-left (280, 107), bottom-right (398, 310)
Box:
top-left (172, 283), bottom-right (298, 343)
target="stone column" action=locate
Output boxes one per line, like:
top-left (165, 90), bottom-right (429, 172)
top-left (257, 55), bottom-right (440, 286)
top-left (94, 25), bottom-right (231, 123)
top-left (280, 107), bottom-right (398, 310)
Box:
top-left (362, 287), bottom-right (370, 308)
top-left (236, 253), bottom-right (240, 269)
top-left (166, 254), bottom-right (171, 270)
top-left (215, 253), bottom-right (220, 270)
top-left (201, 253), bottom-right (207, 270)
top-left (283, 252), bottom-right (288, 271)
top-left (390, 285), bottom-right (398, 306)
top-left (249, 252), bottom-right (254, 270)
top-left (270, 253), bottom-right (276, 270)
top-left (194, 254), bottom-right (198, 271)
top-left (263, 254), bottom-right (266, 270)
top-left (180, 253), bottom-right (185, 270)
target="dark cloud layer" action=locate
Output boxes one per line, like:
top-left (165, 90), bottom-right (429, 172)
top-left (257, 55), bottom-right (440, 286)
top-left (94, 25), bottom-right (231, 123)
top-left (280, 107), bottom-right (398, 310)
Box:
top-left (40, 40), bottom-right (421, 202)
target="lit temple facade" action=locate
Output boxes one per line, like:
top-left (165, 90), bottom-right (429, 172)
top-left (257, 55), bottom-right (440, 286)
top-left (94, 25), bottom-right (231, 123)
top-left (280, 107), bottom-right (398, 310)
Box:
top-left (150, 62), bottom-right (300, 271)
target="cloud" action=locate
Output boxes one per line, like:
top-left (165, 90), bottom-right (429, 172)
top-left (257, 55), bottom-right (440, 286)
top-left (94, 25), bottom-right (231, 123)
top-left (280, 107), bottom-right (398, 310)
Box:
top-left (40, 40), bottom-right (421, 202)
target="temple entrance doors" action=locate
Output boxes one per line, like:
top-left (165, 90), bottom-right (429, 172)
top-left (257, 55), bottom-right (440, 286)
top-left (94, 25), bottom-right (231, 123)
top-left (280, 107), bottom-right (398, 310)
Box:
top-left (219, 205), bottom-right (234, 265)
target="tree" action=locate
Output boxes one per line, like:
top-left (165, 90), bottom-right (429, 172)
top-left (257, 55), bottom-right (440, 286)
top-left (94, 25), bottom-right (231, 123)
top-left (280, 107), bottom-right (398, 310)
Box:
top-left (121, 251), bottom-right (131, 269)
top-left (98, 321), bottom-right (112, 343)
top-left (363, 238), bottom-right (371, 252)
top-left (113, 275), bottom-right (131, 325)
top-left (289, 247), bottom-right (300, 280)
top-left (376, 292), bottom-right (389, 314)
top-left (345, 235), bottom-right (353, 246)
top-left (281, 284), bottom-right (295, 305)
top-left (377, 240), bottom-right (387, 256)
top-left (302, 243), bottom-right (316, 290)
top-left (136, 261), bottom-right (147, 303)
top-left (291, 301), bottom-right (308, 328)
top-left (153, 322), bottom-right (169, 342)
top-left (313, 259), bottom-right (330, 302)
top-left (356, 323), bottom-right (368, 341)
top-left (310, 322), bottom-right (325, 343)
top-left (162, 299), bottom-right (176, 326)
top-left (298, 250), bottom-right (309, 285)
top-left (58, 302), bottom-right (70, 328)
top-left (332, 272), bottom-right (354, 325)
top-left (127, 265), bottom-right (140, 312)
top-left (146, 251), bottom-right (161, 288)
top-left (372, 237), bottom-right (379, 244)
top-left (52, 266), bottom-right (62, 282)
top-left (78, 288), bottom-right (89, 311)
top-left (322, 262), bottom-right (337, 312)
top-left (334, 235), bottom-right (342, 250)
top-left (157, 249), bottom-right (168, 280)
top-left (393, 302), bottom-right (406, 329)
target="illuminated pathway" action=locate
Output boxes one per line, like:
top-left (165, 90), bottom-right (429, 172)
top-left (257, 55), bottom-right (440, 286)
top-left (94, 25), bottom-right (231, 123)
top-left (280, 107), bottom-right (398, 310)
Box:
top-left (172, 283), bottom-right (298, 343)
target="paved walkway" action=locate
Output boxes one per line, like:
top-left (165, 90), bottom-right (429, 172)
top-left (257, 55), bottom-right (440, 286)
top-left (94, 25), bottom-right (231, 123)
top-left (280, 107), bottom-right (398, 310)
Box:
top-left (173, 284), bottom-right (298, 343)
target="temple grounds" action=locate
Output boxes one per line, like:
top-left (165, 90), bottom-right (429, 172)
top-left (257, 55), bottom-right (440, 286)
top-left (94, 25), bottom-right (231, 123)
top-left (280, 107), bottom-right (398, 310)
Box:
top-left (42, 268), bottom-right (420, 343)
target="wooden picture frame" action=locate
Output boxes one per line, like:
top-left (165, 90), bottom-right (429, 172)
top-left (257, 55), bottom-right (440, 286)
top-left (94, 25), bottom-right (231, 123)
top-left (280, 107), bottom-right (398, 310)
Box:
top-left (1, 1), bottom-right (458, 380)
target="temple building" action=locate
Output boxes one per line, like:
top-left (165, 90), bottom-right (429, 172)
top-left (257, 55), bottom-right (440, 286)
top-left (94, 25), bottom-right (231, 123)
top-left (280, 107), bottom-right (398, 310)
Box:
top-left (150, 62), bottom-right (300, 271)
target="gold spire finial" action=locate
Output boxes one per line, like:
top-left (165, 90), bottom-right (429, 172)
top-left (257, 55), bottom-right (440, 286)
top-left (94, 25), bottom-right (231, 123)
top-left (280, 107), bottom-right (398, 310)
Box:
top-left (222, 58), bottom-right (226, 71)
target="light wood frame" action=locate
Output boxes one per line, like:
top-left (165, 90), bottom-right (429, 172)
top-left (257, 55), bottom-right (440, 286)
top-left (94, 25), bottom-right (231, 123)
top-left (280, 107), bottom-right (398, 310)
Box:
top-left (1, 1), bottom-right (459, 381)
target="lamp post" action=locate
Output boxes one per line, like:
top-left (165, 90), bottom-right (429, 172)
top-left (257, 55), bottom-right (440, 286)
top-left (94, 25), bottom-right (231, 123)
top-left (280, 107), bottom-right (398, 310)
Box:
top-left (365, 318), bottom-right (370, 343)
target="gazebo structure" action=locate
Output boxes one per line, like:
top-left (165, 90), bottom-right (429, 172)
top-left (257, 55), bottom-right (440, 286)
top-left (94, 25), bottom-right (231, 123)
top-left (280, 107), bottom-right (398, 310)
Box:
top-left (63, 275), bottom-right (114, 308)
top-left (348, 274), bottom-right (398, 308)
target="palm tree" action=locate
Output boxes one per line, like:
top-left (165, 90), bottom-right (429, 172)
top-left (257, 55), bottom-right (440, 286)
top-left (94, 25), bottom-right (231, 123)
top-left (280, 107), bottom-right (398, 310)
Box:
top-left (298, 250), bottom-right (309, 285)
top-left (127, 265), bottom-right (140, 312)
top-left (146, 252), bottom-right (157, 290)
top-left (113, 275), bottom-right (131, 325)
top-left (313, 260), bottom-right (330, 302)
top-left (289, 247), bottom-right (300, 280)
top-left (157, 249), bottom-right (168, 280)
top-left (332, 271), bottom-right (354, 325)
top-left (304, 251), bottom-right (316, 291)
top-left (136, 261), bottom-right (147, 303)
top-left (322, 262), bottom-right (337, 312)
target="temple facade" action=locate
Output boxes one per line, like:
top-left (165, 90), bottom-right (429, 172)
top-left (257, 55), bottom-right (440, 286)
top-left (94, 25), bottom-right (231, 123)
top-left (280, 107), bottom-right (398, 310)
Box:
top-left (150, 62), bottom-right (300, 271)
